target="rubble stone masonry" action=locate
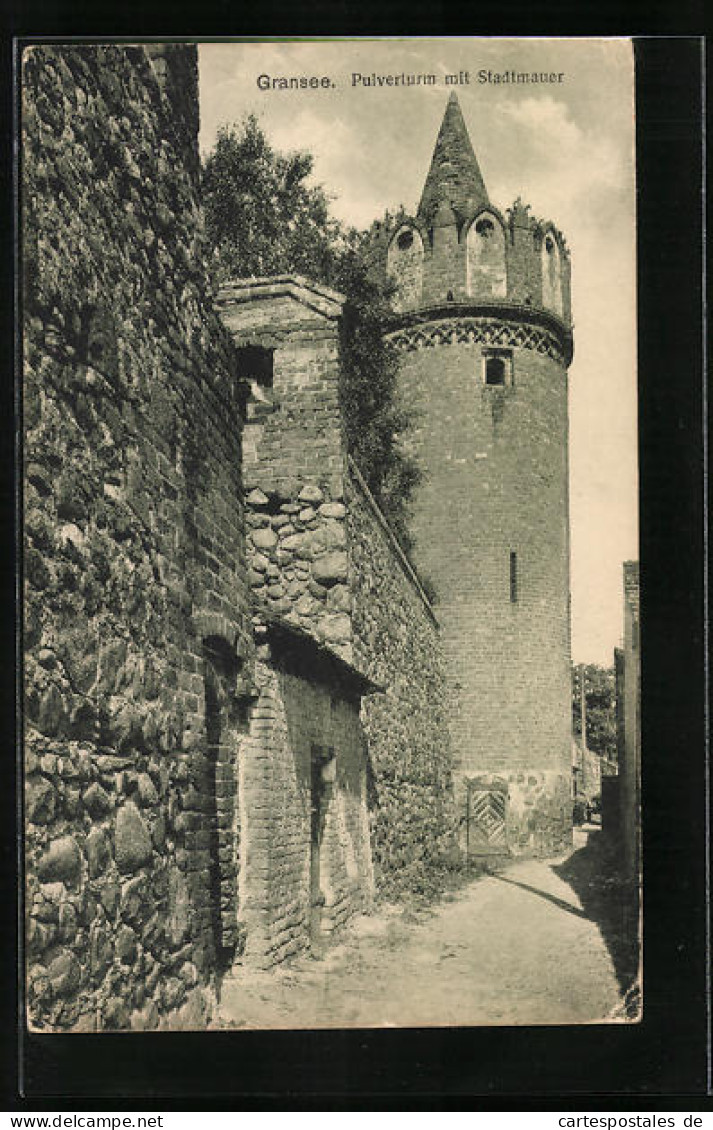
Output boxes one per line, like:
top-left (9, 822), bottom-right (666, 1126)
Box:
top-left (23, 44), bottom-right (252, 1030)
top-left (347, 463), bottom-right (457, 894)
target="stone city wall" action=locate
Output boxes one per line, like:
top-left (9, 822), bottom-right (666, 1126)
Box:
top-left (346, 463), bottom-right (457, 898)
top-left (23, 44), bottom-right (252, 1030)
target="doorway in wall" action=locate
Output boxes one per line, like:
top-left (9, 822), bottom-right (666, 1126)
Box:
top-left (464, 779), bottom-right (510, 863)
top-left (203, 636), bottom-right (240, 972)
top-left (309, 744), bottom-right (334, 950)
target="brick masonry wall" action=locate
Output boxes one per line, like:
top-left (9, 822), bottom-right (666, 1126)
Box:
top-left (23, 44), bottom-right (253, 1030)
top-left (219, 292), bottom-right (347, 492)
top-left (387, 227), bottom-right (424, 312)
top-left (239, 649), bottom-right (373, 968)
top-left (391, 326), bottom-right (572, 854)
top-left (346, 466), bottom-right (457, 896)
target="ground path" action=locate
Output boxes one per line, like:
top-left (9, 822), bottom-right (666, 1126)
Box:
top-left (219, 828), bottom-right (635, 1029)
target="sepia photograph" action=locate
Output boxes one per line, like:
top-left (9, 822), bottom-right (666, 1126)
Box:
top-left (21, 37), bottom-right (641, 1033)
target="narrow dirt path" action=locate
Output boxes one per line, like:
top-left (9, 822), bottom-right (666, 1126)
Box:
top-left (219, 828), bottom-right (630, 1029)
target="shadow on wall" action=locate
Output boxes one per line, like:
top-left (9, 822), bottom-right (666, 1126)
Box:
top-left (552, 829), bottom-right (640, 996)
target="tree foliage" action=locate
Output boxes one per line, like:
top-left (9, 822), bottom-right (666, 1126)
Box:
top-left (201, 116), bottom-right (422, 552)
top-left (202, 116), bottom-right (343, 282)
top-left (572, 664), bottom-right (617, 762)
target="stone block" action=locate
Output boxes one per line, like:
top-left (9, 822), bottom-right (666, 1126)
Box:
top-left (326, 584), bottom-right (351, 613)
top-left (37, 684), bottom-right (68, 737)
top-left (47, 948), bottom-right (81, 997)
top-left (160, 976), bottom-right (186, 1011)
top-left (26, 776), bottom-right (57, 824)
top-left (251, 527), bottom-right (278, 550)
top-left (115, 923), bottom-right (137, 964)
top-left (114, 801), bottom-right (152, 873)
top-left (312, 551), bottom-right (348, 586)
top-left (85, 827), bottom-right (111, 880)
top-left (120, 875), bottom-right (148, 924)
top-left (319, 502), bottom-right (346, 520)
top-left (137, 772), bottom-right (158, 807)
top-left (246, 488), bottom-right (269, 507)
top-left (298, 484), bottom-right (324, 505)
top-left (38, 836), bottom-right (82, 885)
top-left (58, 900), bottom-right (79, 943)
top-left (321, 614), bottom-right (351, 644)
top-left (69, 700), bottom-right (97, 740)
top-left (82, 781), bottom-right (112, 818)
top-left (99, 879), bottom-right (120, 917)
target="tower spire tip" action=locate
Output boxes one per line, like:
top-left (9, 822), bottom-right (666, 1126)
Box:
top-left (417, 93), bottom-right (489, 223)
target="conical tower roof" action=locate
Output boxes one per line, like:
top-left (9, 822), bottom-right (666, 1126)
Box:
top-left (417, 93), bottom-right (489, 225)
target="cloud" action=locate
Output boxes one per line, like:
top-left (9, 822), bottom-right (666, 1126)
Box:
top-left (491, 96), bottom-right (629, 230)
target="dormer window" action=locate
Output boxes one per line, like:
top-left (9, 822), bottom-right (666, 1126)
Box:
top-left (541, 230), bottom-right (564, 316)
top-left (467, 213), bottom-right (506, 299)
top-left (387, 225), bottom-right (424, 313)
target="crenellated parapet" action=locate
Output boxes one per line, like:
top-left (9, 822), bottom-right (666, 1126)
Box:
top-left (383, 198), bottom-right (571, 327)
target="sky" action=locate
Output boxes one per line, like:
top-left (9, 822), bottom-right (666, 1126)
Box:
top-left (198, 38), bottom-right (638, 666)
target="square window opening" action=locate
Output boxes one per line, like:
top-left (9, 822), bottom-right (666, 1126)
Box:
top-left (483, 348), bottom-right (513, 387)
top-left (236, 345), bottom-right (274, 390)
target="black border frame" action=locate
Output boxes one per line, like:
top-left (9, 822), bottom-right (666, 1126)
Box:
top-left (2, 32), bottom-right (707, 1106)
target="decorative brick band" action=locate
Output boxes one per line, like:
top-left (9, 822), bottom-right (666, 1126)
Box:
top-left (386, 316), bottom-right (567, 364)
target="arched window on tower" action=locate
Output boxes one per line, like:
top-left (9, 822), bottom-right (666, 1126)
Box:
top-left (541, 231), bottom-right (564, 316)
top-left (466, 212), bottom-right (506, 299)
top-left (387, 225), bottom-right (424, 312)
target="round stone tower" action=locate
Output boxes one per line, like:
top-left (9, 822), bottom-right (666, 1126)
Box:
top-left (384, 93), bottom-right (574, 855)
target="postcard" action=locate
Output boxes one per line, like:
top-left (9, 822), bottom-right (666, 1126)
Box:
top-left (22, 37), bottom-right (639, 1032)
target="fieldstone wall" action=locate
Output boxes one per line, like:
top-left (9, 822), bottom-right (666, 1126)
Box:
top-left (346, 463), bottom-right (457, 898)
top-left (245, 483), bottom-right (352, 661)
top-left (23, 44), bottom-right (252, 1030)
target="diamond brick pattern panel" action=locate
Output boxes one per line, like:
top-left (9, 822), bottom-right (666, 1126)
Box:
top-left (387, 318), bottom-right (566, 364)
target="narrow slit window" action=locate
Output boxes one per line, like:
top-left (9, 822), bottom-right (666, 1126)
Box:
top-left (510, 551), bottom-right (518, 603)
